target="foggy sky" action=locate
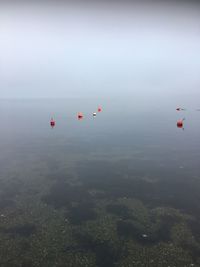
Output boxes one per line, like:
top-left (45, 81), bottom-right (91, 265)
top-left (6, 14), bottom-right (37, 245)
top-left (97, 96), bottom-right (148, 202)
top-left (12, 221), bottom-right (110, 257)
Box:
top-left (0, 1), bottom-right (200, 102)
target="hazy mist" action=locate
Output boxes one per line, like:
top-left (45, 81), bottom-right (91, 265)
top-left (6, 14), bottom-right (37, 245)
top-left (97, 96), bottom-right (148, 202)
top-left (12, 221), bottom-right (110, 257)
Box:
top-left (1, 1), bottom-right (200, 106)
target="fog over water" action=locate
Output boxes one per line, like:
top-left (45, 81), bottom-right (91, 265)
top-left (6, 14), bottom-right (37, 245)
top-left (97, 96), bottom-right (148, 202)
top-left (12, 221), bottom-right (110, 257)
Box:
top-left (1, 2), bottom-right (200, 266)
top-left (0, 1), bottom-right (200, 107)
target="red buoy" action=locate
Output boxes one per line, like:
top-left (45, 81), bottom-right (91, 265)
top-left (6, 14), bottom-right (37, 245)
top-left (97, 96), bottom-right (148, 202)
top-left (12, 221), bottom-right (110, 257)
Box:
top-left (50, 118), bottom-right (55, 128)
top-left (98, 106), bottom-right (102, 112)
top-left (177, 118), bottom-right (185, 129)
top-left (177, 120), bottom-right (183, 128)
top-left (78, 112), bottom-right (83, 120)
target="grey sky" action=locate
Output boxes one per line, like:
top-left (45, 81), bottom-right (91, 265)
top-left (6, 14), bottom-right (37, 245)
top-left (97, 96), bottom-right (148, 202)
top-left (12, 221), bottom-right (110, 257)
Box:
top-left (0, 2), bottom-right (200, 102)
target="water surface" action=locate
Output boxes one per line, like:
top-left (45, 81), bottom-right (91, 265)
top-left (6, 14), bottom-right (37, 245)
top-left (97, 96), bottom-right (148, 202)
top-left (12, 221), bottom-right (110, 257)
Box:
top-left (0, 98), bottom-right (200, 267)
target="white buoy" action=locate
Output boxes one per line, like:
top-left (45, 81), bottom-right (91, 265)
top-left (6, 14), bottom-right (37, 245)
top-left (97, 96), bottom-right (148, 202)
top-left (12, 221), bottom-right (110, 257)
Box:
top-left (142, 234), bottom-right (148, 238)
top-left (93, 112), bottom-right (97, 117)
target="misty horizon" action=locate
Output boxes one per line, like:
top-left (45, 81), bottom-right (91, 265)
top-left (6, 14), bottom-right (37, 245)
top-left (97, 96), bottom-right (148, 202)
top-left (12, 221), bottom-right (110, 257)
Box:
top-left (0, 1), bottom-right (200, 104)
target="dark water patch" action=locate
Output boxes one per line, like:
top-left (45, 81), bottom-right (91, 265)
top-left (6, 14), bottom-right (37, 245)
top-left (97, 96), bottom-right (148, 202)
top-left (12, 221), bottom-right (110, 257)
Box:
top-left (106, 204), bottom-right (131, 219)
top-left (151, 180), bottom-right (200, 216)
top-left (0, 198), bottom-right (15, 210)
top-left (77, 161), bottom-right (120, 182)
top-left (67, 202), bottom-right (97, 225)
top-left (46, 170), bottom-right (74, 183)
top-left (79, 162), bottom-right (200, 217)
top-left (117, 220), bottom-right (145, 240)
top-left (94, 242), bottom-right (119, 267)
top-left (75, 233), bottom-right (121, 267)
top-left (155, 214), bottom-right (180, 242)
top-left (63, 245), bottom-right (88, 253)
top-left (188, 219), bottom-right (200, 243)
top-left (26, 188), bottom-right (39, 195)
top-left (184, 219), bottom-right (200, 261)
top-left (43, 156), bottom-right (60, 172)
top-left (20, 239), bottom-right (31, 251)
top-left (150, 212), bottom-right (181, 243)
top-left (77, 161), bottom-right (156, 199)
top-left (117, 219), bottom-right (174, 245)
top-left (82, 174), bottom-right (148, 197)
top-left (83, 176), bottom-right (157, 203)
top-left (0, 264), bottom-right (20, 267)
top-left (77, 159), bottom-right (192, 187)
top-left (150, 210), bottom-right (181, 224)
top-left (117, 220), bottom-right (157, 245)
top-left (182, 242), bottom-right (200, 262)
top-left (20, 260), bottom-right (34, 267)
top-left (47, 171), bottom-right (67, 182)
top-left (1, 224), bottom-right (36, 237)
top-left (42, 181), bottom-right (92, 208)
top-left (0, 178), bottom-right (22, 198)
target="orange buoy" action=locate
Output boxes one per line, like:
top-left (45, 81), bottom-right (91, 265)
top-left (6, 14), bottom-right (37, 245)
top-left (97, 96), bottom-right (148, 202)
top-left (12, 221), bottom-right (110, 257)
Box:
top-left (78, 112), bottom-right (83, 120)
top-left (50, 118), bottom-right (55, 128)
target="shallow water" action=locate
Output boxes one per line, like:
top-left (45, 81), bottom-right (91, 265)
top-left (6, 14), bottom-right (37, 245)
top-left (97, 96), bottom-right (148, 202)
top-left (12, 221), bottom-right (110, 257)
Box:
top-left (0, 98), bottom-right (200, 267)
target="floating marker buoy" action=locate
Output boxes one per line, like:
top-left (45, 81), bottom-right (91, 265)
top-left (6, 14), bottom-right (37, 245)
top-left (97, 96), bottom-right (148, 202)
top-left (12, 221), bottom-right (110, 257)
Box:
top-left (98, 106), bottom-right (102, 112)
top-left (50, 118), bottom-right (55, 128)
top-left (177, 120), bottom-right (183, 128)
top-left (176, 107), bottom-right (186, 111)
top-left (177, 118), bottom-right (185, 129)
top-left (78, 112), bottom-right (83, 120)
top-left (93, 112), bottom-right (97, 117)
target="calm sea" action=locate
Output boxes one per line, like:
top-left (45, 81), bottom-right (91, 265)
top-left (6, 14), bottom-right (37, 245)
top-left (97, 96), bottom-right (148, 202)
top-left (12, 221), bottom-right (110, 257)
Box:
top-left (0, 98), bottom-right (200, 267)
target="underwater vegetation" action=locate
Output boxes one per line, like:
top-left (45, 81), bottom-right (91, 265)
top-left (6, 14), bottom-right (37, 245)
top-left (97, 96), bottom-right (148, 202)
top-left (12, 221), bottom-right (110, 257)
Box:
top-left (0, 157), bottom-right (200, 266)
